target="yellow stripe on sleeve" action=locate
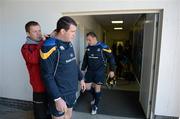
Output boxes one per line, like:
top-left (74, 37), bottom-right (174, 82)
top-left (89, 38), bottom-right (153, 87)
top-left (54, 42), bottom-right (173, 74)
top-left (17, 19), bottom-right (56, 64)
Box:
top-left (40, 47), bottom-right (56, 59)
top-left (103, 49), bottom-right (112, 53)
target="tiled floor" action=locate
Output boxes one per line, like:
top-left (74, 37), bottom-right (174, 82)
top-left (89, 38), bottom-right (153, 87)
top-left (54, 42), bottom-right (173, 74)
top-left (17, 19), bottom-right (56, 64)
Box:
top-left (0, 104), bottom-right (143, 119)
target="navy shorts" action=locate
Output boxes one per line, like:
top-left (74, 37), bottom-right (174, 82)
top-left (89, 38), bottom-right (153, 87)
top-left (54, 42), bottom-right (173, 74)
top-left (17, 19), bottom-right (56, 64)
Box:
top-left (49, 93), bottom-right (76, 117)
top-left (85, 70), bottom-right (105, 85)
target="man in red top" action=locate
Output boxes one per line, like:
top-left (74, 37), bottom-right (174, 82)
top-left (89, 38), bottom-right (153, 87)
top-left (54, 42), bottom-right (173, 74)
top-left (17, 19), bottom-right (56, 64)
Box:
top-left (21, 21), bottom-right (51, 119)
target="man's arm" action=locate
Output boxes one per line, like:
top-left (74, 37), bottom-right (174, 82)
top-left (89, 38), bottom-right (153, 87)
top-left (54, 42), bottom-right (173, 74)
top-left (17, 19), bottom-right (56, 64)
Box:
top-left (81, 50), bottom-right (88, 71)
top-left (40, 40), bottom-right (61, 100)
top-left (77, 65), bottom-right (86, 92)
top-left (102, 44), bottom-right (116, 72)
top-left (40, 42), bottom-right (68, 112)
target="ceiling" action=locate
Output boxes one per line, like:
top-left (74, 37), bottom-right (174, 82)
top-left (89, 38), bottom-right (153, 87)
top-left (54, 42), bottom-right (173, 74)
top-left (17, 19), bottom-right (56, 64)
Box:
top-left (92, 14), bottom-right (141, 32)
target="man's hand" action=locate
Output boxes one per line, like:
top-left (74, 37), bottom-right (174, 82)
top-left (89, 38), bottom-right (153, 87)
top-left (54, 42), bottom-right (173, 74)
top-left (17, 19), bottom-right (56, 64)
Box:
top-left (55, 98), bottom-right (67, 113)
top-left (109, 71), bottom-right (115, 78)
top-left (39, 34), bottom-right (48, 41)
top-left (80, 80), bottom-right (86, 92)
top-left (49, 30), bottom-right (57, 37)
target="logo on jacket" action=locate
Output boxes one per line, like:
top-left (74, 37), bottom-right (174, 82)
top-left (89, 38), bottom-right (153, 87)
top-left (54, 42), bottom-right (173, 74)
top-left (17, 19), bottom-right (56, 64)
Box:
top-left (97, 48), bottom-right (100, 52)
top-left (89, 54), bottom-right (98, 59)
top-left (69, 43), bottom-right (73, 47)
top-left (66, 57), bottom-right (76, 63)
top-left (59, 46), bottom-right (65, 50)
top-left (70, 53), bottom-right (74, 57)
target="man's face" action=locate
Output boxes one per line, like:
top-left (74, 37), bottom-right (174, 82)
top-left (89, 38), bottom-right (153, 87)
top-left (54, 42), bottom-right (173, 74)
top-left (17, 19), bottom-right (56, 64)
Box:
top-left (86, 35), bottom-right (97, 46)
top-left (64, 24), bottom-right (77, 42)
top-left (27, 25), bottom-right (42, 41)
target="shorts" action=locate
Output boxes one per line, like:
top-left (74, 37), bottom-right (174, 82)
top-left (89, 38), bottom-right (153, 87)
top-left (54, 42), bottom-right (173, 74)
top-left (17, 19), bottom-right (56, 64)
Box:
top-left (85, 70), bottom-right (105, 85)
top-left (49, 93), bottom-right (76, 117)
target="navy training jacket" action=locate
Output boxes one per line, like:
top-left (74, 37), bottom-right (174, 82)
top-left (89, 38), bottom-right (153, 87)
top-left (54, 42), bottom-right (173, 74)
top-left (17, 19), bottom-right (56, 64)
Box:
top-left (81, 41), bottom-right (116, 72)
top-left (40, 37), bottom-right (82, 100)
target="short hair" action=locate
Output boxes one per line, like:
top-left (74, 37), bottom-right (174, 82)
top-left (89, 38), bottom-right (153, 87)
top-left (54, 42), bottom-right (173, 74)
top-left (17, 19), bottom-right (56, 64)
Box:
top-left (86, 32), bottom-right (97, 38)
top-left (56, 16), bottom-right (77, 32)
top-left (25, 21), bottom-right (39, 33)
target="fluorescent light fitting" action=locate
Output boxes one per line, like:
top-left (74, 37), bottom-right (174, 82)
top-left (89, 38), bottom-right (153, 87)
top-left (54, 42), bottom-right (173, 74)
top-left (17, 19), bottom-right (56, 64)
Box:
top-left (112, 21), bottom-right (123, 24)
top-left (114, 27), bottom-right (123, 30)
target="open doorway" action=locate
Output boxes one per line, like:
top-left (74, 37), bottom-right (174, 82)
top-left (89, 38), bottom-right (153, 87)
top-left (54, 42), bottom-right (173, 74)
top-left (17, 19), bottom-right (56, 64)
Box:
top-left (65, 10), bottom-right (162, 119)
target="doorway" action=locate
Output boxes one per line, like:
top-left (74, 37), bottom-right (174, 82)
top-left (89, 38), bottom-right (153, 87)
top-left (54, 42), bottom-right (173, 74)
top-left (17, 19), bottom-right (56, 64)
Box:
top-left (64, 10), bottom-right (162, 119)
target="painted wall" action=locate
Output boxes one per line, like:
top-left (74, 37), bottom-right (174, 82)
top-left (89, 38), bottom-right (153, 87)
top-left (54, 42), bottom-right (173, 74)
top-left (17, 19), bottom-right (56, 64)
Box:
top-left (0, 1), bottom-right (61, 101)
top-left (0, 0), bottom-right (179, 117)
top-left (0, 1), bottom-right (4, 96)
top-left (153, 1), bottom-right (179, 117)
top-left (72, 16), bottom-right (103, 40)
top-left (177, 0), bottom-right (180, 117)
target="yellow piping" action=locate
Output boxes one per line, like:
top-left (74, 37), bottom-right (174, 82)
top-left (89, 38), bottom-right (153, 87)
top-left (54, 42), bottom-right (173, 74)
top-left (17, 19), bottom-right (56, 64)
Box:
top-left (40, 47), bottom-right (56, 59)
top-left (103, 49), bottom-right (112, 53)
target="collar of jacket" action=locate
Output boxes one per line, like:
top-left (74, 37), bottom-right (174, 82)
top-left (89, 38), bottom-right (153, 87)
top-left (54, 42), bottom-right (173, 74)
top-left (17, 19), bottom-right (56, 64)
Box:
top-left (25, 36), bottom-right (40, 44)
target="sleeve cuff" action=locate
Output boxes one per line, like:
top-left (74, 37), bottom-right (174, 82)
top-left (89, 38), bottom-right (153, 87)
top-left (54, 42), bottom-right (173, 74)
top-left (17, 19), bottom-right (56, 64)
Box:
top-left (54, 97), bottom-right (61, 102)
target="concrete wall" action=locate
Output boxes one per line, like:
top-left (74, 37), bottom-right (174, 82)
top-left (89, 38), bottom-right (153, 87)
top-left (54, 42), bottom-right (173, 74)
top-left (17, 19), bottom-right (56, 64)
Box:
top-left (0, 0), bottom-right (179, 117)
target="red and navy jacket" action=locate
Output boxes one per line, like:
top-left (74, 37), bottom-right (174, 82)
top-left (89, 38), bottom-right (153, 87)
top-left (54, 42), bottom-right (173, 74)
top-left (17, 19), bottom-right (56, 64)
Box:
top-left (21, 38), bottom-right (46, 93)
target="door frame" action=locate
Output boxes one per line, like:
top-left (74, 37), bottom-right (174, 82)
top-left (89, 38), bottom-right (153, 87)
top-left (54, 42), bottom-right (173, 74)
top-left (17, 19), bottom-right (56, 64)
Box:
top-left (149, 10), bottom-right (163, 119)
top-left (139, 13), bottom-right (162, 119)
top-left (63, 9), bottom-right (163, 119)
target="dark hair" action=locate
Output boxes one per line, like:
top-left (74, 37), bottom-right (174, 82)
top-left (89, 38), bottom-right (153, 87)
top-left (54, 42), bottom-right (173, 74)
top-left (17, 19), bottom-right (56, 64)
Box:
top-left (25, 21), bottom-right (39, 33)
top-left (56, 16), bottom-right (77, 32)
top-left (86, 32), bottom-right (97, 38)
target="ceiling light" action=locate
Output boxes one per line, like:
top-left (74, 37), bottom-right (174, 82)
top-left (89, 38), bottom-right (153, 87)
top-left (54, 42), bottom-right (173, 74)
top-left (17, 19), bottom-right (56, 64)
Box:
top-left (114, 27), bottom-right (123, 30)
top-left (112, 21), bottom-right (123, 24)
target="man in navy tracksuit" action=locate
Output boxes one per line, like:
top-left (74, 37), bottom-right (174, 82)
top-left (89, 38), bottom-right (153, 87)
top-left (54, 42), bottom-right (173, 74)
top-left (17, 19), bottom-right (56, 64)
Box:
top-left (81, 32), bottom-right (116, 115)
top-left (40, 16), bottom-right (86, 119)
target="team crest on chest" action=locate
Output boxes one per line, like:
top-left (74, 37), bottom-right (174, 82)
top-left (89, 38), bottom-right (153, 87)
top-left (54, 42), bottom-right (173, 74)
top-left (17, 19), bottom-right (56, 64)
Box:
top-left (69, 43), bottom-right (73, 47)
top-left (97, 48), bottom-right (100, 52)
top-left (70, 53), bottom-right (74, 57)
top-left (59, 46), bottom-right (65, 50)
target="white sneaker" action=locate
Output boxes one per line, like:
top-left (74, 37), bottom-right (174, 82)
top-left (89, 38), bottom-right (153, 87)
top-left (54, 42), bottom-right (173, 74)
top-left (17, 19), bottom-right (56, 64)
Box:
top-left (90, 99), bottom-right (95, 105)
top-left (91, 105), bottom-right (98, 115)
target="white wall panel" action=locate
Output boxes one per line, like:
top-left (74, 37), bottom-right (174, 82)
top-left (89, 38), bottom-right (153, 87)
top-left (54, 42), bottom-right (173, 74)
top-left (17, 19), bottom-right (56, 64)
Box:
top-left (0, 1), bottom-right (4, 97)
